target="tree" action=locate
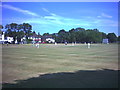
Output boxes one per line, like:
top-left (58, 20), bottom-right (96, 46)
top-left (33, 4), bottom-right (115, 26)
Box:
top-left (107, 33), bottom-right (117, 43)
top-left (5, 23), bottom-right (32, 44)
top-left (58, 29), bottom-right (68, 43)
top-left (22, 23), bottom-right (32, 40)
top-left (83, 29), bottom-right (102, 43)
top-left (16, 30), bottom-right (24, 43)
top-left (76, 30), bottom-right (86, 43)
top-left (5, 29), bottom-right (13, 37)
top-left (101, 32), bottom-right (107, 39)
top-left (69, 29), bottom-right (76, 42)
top-left (0, 25), bottom-right (3, 34)
top-left (37, 32), bottom-right (41, 38)
top-left (16, 24), bottom-right (25, 43)
top-left (52, 33), bottom-right (58, 42)
top-left (75, 27), bottom-right (85, 32)
top-left (5, 23), bottom-right (18, 43)
top-left (0, 25), bottom-right (3, 30)
top-left (43, 33), bottom-right (50, 36)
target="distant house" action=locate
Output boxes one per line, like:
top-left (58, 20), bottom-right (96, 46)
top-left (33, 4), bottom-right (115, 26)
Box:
top-left (102, 39), bottom-right (109, 44)
top-left (0, 32), bottom-right (13, 44)
top-left (5, 37), bottom-right (14, 43)
top-left (27, 34), bottom-right (41, 43)
top-left (28, 36), bottom-right (41, 42)
top-left (12, 33), bottom-right (55, 44)
top-left (46, 38), bottom-right (55, 43)
top-left (20, 33), bottom-right (42, 44)
top-left (42, 35), bottom-right (55, 43)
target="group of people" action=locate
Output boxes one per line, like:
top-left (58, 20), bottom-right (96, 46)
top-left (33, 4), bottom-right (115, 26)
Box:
top-left (64, 41), bottom-right (91, 48)
top-left (32, 41), bottom-right (91, 49)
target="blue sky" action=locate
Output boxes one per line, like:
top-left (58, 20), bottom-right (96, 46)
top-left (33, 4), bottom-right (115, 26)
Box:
top-left (1, 2), bottom-right (118, 35)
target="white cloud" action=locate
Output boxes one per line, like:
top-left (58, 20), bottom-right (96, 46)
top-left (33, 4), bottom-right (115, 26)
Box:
top-left (1, 4), bottom-right (40, 17)
top-left (90, 17), bottom-right (118, 27)
top-left (101, 13), bottom-right (112, 18)
top-left (42, 7), bottom-right (57, 16)
top-left (42, 8), bottom-right (50, 13)
top-left (97, 13), bottom-right (112, 18)
top-left (41, 8), bottom-right (92, 27)
top-left (25, 13), bottom-right (92, 30)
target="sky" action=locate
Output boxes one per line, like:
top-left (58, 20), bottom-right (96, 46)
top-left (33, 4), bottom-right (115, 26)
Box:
top-left (1, 2), bottom-right (118, 36)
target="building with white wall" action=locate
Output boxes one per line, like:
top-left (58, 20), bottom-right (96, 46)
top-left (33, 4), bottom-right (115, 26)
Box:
top-left (0, 32), bottom-right (13, 44)
top-left (46, 38), bottom-right (55, 43)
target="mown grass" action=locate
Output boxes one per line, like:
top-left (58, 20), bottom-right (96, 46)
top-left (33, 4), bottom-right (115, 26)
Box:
top-left (2, 43), bottom-right (118, 83)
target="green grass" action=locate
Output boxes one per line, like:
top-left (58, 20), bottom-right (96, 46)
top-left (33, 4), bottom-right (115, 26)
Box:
top-left (2, 43), bottom-right (118, 83)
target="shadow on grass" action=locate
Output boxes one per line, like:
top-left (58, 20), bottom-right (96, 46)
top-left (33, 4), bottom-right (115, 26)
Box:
top-left (2, 69), bottom-right (119, 88)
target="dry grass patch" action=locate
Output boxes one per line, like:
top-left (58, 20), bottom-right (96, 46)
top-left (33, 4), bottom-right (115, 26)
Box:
top-left (2, 44), bottom-right (118, 83)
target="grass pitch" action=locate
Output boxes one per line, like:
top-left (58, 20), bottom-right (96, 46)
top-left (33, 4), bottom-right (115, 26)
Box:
top-left (2, 43), bottom-right (118, 87)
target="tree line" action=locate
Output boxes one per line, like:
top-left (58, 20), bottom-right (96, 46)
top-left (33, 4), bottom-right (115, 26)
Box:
top-left (52, 27), bottom-right (118, 43)
top-left (0, 23), bottom-right (119, 44)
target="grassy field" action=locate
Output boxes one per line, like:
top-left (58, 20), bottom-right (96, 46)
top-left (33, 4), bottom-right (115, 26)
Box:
top-left (2, 43), bottom-right (119, 88)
